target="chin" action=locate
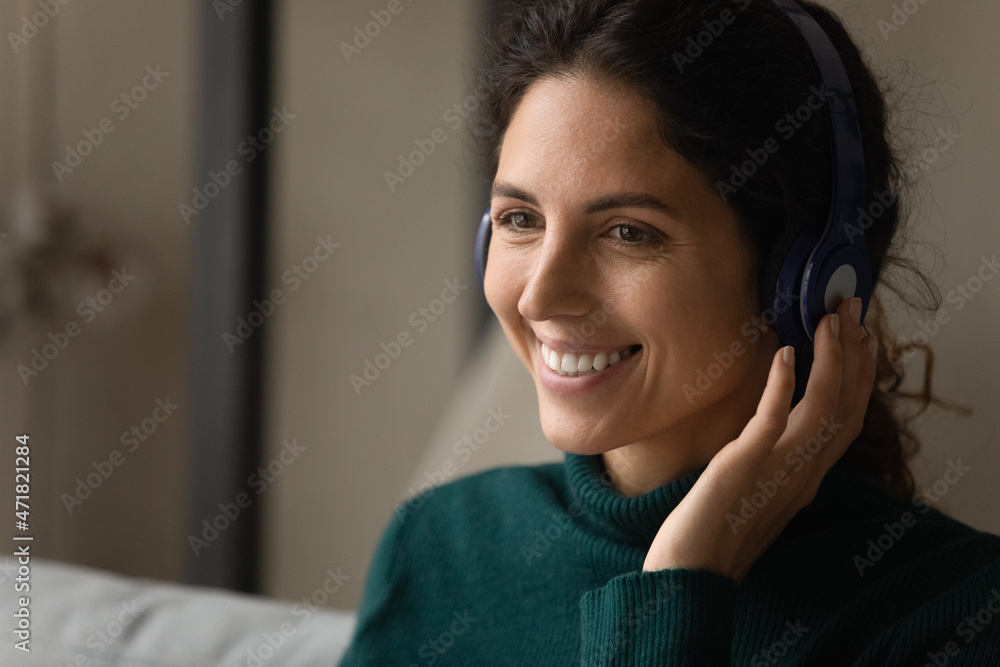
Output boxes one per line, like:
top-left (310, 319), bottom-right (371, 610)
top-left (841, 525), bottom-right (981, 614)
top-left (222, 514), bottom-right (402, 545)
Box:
top-left (546, 437), bottom-right (610, 457)
top-left (537, 401), bottom-right (626, 457)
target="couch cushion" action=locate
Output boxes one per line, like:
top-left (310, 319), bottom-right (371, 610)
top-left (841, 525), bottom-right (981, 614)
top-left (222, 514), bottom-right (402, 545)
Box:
top-left (0, 557), bottom-right (355, 666)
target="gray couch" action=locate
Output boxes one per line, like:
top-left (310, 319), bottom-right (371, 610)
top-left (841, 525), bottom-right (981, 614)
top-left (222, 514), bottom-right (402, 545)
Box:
top-left (0, 557), bottom-right (356, 666)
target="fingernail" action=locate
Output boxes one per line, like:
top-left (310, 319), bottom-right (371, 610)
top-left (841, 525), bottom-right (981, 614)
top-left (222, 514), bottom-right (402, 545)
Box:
top-left (782, 346), bottom-right (795, 367)
top-left (849, 297), bottom-right (862, 325)
top-left (868, 334), bottom-right (878, 358)
top-left (830, 314), bottom-right (840, 340)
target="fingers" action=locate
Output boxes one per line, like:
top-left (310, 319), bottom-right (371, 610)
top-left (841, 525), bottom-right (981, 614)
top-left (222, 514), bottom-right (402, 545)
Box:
top-left (798, 308), bottom-right (843, 424)
top-left (836, 297), bottom-right (865, 423)
top-left (791, 296), bottom-right (877, 470)
top-left (853, 306), bottom-right (879, 435)
top-left (734, 346), bottom-right (797, 460)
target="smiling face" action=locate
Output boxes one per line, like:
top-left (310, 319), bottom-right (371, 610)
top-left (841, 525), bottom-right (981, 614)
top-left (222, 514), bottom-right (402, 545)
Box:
top-left (484, 74), bottom-right (782, 475)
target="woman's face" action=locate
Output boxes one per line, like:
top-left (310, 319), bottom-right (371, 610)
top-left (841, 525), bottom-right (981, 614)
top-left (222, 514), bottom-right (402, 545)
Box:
top-left (485, 74), bottom-right (781, 466)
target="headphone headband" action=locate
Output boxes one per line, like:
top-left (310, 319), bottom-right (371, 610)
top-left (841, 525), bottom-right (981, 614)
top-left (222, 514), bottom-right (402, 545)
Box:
top-left (770, 0), bottom-right (872, 348)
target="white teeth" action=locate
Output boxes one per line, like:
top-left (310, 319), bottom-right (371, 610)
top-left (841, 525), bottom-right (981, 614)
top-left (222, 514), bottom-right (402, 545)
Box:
top-left (541, 343), bottom-right (636, 377)
top-left (592, 352), bottom-right (608, 371)
top-left (546, 348), bottom-right (560, 371)
top-left (560, 353), bottom-right (578, 373)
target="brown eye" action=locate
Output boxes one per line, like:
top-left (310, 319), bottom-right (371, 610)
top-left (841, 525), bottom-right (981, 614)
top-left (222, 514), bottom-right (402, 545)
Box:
top-left (610, 223), bottom-right (650, 244)
top-left (497, 210), bottom-right (536, 230)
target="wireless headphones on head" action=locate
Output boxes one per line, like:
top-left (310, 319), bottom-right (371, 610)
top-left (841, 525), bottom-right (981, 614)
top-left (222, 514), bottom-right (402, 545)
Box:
top-left (475, 0), bottom-right (873, 352)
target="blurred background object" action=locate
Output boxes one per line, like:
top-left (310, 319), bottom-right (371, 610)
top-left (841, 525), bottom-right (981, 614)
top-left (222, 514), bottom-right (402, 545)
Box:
top-left (1, 0), bottom-right (194, 587)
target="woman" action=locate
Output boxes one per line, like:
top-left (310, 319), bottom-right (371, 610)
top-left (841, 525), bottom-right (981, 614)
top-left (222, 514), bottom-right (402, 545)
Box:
top-left (339, 0), bottom-right (1000, 664)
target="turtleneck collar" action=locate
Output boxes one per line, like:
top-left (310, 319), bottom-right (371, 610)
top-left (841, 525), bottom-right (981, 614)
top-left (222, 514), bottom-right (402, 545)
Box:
top-left (563, 450), bottom-right (875, 553)
top-left (564, 451), bottom-right (709, 547)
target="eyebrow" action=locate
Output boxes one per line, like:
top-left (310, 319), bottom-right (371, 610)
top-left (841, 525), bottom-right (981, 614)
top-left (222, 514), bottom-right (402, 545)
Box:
top-left (490, 180), bottom-right (680, 218)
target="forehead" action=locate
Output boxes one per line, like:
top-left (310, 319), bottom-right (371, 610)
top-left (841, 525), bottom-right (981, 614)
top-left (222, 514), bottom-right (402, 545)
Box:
top-left (496, 75), bottom-right (707, 202)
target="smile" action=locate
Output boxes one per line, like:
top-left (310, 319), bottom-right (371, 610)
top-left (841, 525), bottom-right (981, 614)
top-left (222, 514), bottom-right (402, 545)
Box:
top-left (540, 342), bottom-right (642, 377)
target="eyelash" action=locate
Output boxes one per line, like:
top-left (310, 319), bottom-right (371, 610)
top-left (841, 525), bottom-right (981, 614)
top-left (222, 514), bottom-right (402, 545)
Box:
top-left (494, 210), bottom-right (663, 248)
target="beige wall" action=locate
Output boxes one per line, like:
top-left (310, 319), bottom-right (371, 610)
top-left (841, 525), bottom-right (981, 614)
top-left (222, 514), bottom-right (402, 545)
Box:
top-left (259, 1), bottom-right (485, 608)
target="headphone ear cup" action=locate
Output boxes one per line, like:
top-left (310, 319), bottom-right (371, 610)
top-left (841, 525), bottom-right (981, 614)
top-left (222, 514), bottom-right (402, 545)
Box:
top-left (756, 222), bottom-right (802, 348)
top-left (758, 223), bottom-right (815, 407)
top-left (759, 235), bottom-right (791, 331)
top-left (772, 229), bottom-right (819, 350)
top-left (475, 208), bottom-right (492, 288)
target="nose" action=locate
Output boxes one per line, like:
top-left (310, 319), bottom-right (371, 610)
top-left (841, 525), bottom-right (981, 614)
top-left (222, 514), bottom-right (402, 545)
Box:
top-left (517, 217), bottom-right (596, 323)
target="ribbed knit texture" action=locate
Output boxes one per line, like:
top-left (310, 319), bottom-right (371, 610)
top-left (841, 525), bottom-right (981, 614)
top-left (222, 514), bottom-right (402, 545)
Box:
top-left (338, 452), bottom-right (1000, 665)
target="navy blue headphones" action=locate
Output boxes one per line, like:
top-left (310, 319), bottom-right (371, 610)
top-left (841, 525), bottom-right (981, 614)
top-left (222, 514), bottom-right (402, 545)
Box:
top-left (475, 0), bottom-right (872, 351)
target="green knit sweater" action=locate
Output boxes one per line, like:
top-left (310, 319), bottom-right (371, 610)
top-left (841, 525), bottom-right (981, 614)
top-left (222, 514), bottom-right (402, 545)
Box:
top-left (338, 452), bottom-right (1000, 665)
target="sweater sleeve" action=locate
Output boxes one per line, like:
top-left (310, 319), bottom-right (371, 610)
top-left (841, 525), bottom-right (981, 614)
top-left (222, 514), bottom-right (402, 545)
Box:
top-left (578, 567), bottom-right (738, 666)
top-left (337, 514), bottom-right (405, 667)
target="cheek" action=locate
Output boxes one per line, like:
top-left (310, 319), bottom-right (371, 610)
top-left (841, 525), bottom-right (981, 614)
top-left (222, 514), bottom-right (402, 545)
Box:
top-left (626, 273), bottom-right (756, 384)
top-left (621, 270), bottom-right (719, 346)
top-left (484, 256), bottom-right (518, 321)
top-left (666, 316), bottom-right (764, 404)
top-left (484, 254), bottom-right (534, 366)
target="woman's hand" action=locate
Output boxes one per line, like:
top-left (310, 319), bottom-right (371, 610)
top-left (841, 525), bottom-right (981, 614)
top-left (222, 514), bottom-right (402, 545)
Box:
top-left (642, 296), bottom-right (878, 584)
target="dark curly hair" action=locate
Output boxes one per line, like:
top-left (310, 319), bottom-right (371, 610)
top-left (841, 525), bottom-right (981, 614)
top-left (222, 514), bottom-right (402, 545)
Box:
top-left (469, 0), bottom-right (968, 498)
